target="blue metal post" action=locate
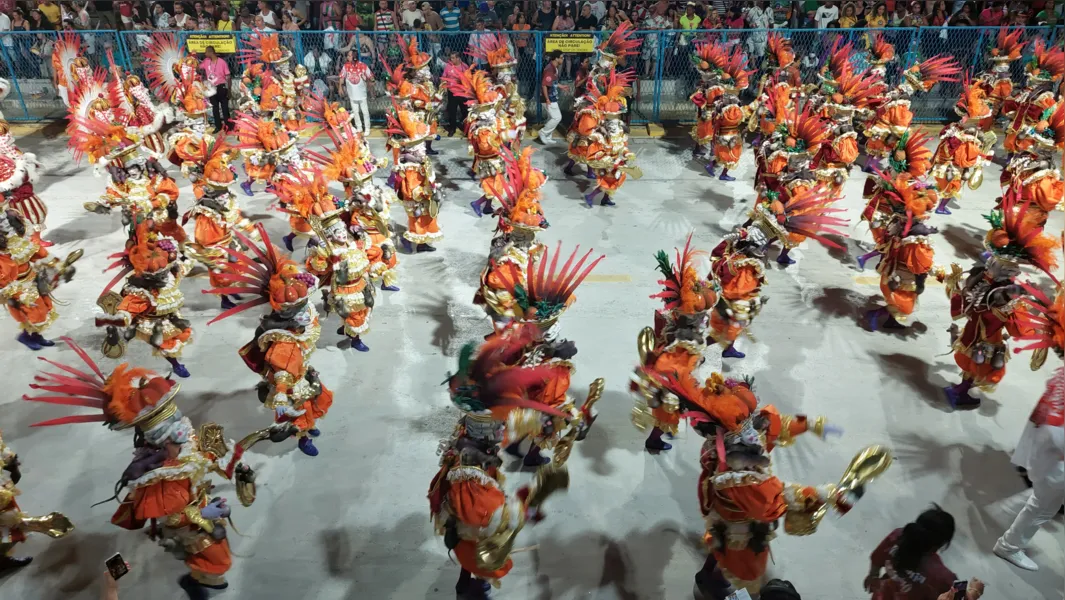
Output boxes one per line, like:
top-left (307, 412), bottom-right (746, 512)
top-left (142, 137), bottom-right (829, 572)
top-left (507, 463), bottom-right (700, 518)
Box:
top-left (970, 27), bottom-right (986, 74)
top-left (0, 38), bottom-right (30, 121)
top-left (652, 28), bottom-right (665, 123)
top-left (295, 30), bottom-right (304, 67)
top-left (534, 31), bottom-right (542, 123)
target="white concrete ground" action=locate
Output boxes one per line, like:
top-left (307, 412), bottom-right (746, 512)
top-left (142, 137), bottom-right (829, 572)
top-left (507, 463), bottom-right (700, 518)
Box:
top-left (0, 130), bottom-right (1062, 600)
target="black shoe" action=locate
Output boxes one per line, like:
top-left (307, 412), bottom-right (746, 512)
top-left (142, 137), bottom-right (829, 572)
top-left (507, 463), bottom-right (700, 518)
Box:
top-left (416, 243), bottom-right (437, 252)
top-left (178, 574), bottom-right (208, 600)
top-left (0, 556), bottom-right (32, 574)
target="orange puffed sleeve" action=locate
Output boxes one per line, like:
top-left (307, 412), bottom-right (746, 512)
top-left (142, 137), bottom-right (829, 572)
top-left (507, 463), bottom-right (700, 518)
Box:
top-left (194, 215), bottom-right (227, 247)
top-left (448, 480), bottom-right (506, 528)
top-left (722, 266), bottom-right (761, 300)
top-left (116, 293), bottom-right (152, 317)
top-left (897, 242), bottom-right (935, 275)
top-left (576, 112), bottom-right (598, 137)
top-left (264, 340), bottom-right (305, 389)
top-left (760, 405), bottom-right (810, 450)
top-left (833, 136), bottom-right (860, 164)
top-left (151, 177), bottom-right (180, 205)
top-left (132, 477), bottom-right (194, 520)
top-left (0, 254), bottom-right (19, 287)
top-left (953, 141), bottom-right (981, 169)
top-left (717, 104), bottom-right (744, 128)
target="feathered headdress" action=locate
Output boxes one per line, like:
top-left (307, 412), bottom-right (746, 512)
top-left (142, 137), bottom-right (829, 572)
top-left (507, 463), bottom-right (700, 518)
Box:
top-left (23, 338), bottom-right (181, 434)
top-left (494, 243), bottom-right (604, 328)
top-left (722, 45), bottom-right (755, 92)
top-left (868, 170), bottom-right (938, 236)
top-left (190, 137), bottom-right (237, 189)
top-left (1025, 38), bottom-right (1065, 83)
top-left (823, 37), bottom-right (855, 83)
top-left (777, 104), bottom-right (831, 158)
top-left (887, 128), bottom-right (934, 178)
top-left (305, 120), bottom-right (383, 184)
top-left (447, 326), bottom-right (570, 422)
top-left (54, 31), bottom-right (84, 86)
top-left (636, 368), bottom-right (759, 436)
top-left (651, 233), bottom-right (716, 315)
top-left (954, 73), bottom-right (993, 121)
top-left (467, 33), bottom-right (516, 72)
top-left (586, 68), bottom-right (634, 118)
top-left (868, 33), bottom-right (896, 67)
top-left (832, 67), bottom-right (881, 109)
top-left (1015, 236), bottom-right (1065, 363)
top-left (383, 100), bottom-right (432, 146)
top-left (984, 186), bottom-right (1060, 278)
top-left (381, 58), bottom-right (414, 101)
top-left (231, 112), bottom-right (296, 154)
top-left (203, 223), bottom-right (319, 321)
top-left (989, 27), bottom-right (1026, 64)
top-left (237, 32), bottom-right (291, 65)
top-left (485, 146), bottom-right (548, 233)
top-left (751, 184), bottom-right (850, 250)
top-left (766, 33), bottom-right (796, 69)
top-left (301, 91), bottom-right (353, 133)
top-left (597, 20), bottom-right (641, 63)
top-left (66, 66), bottom-right (124, 133)
top-left (273, 166), bottom-right (342, 221)
top-left (1024, 100), bottom-right (1065, 151)
top-left (903, 55), bottom-right (962, 92)
top-left (67, 114), bottom-right (141, 167)
top-left (691, 40), bottom-right (729, 75)
top-left (143, 33), bottom-right (188, 103)
top-left (441, 63), bottom-right (501, 111)
top-left (396, 34), bottom-right (431, 70)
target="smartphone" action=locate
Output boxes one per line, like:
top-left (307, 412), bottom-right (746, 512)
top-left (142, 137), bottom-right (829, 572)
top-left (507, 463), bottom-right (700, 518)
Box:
top-left (952, 580), bottom-right (968, 600)
top-left (105, 553), bottom-right (129, 581)
top-left (725, 591), bottom-right (753, 600)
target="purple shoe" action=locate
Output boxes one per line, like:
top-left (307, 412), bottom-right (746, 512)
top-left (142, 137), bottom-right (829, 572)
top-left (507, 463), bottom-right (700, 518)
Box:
top-left (563, 160), bottom-right (576, 177)
top-left (645, 427), bottom-right (672, 452)
top-left (600, 195), bottom-right (615, 206)
top-left (722, 344), bottom-right (745, 359)
top-left (386, 172), bottom-right (398, 189)
top-left (401, 238), bottom-right (413, 253)
top-left (866, 307), bottom-right (884, 332)
top-left (349, 336), bottom-right (370, 352)
top-left (856, 250), bottom-right (879, 271)
top-left (523, 445), bottom-right (550, 467)
top-left (240, 180), bottom-right (254, 197)
top-left (584, 189), bottom-right (600, 207)
top-left (470, 197), bottom-right (484, 217)
top-left (16, 331), bottom-right (41, 351)
top-left (381, 284), bottom-right (400, 291)
top-left (705, 162), bottom-right (717, 177)
top-left (282, 232), bottom-right (296, 252)
top-left (307, 428), bottom-right (321, 437)
top-left (166, 358), bottom-right (190, 378)
top-left (585, 166), bottom-right (595, 179)
top-left (30, 332), bottom-right (55, 347)
top-left (776, 249), bottom-right (795, 265)
top-left (297, 436), bottom-right (319, 457)
top-left (265, 184), bottom-right (276, 195)
top-left (221, 295), bottom-right (237, 310)
top-left (719, 170), bottom-right (736, 182)
top-left (943, 381), bottom-right (980, 409)
top-left (935, 199), bottom-right (952, 215)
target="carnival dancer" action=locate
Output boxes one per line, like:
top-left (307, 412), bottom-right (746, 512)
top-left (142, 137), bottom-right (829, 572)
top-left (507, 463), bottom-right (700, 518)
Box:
top-left (95, 217), bottom-right (193, 377)
top-left (744, 179), bottom-right (850, 269)
top-left (866, 32), bottom-right (896, 84)
top-left (1013, 247), bottom-right (1065, 373)
top-left (0, 430), bottom-right (74, 573)
top-left (429, 331), bottom-right (572, 599)
top-left (0, 120), bottom-right (47, 238)
top-left (480, 243), bottom-right (606, 467)
top-left (474, 147), bottom-right (549, 325)
top-left (397, 35), bottom-right (443, 156)
top-left (107, 49), bottom-right (172, 159)
top-left (23, 338), bottom-right (259, 599)
top-left (202, 223), bottom-right (334, 457)
top-left (634, 233), bottom-right (718, 452)
top-left (52, 31), bottom-right (90, 107)
top-left (811, 66), bottom-right (881, 195)
top-left (939, 188), bottom-right (1059, 409)
top-left (753, 104), bottom-right (831, 231)
top-left (143, 33), bottom-right (216, 169)
top-left (999, 101), bottom-right (1065, 230)
top-left (182, 138), bottom-right (258, 310)
top-left (442, 64), bottom-right (506, 218)
top-left (588, 21), bottom-right (641, 92)
top-left (307, 119), bottom-right (401, 292)
top-left (237, 32), bottom-right (305, 132)
top-left (583, 69), bottom-right (639, 208)
top-left (387, 103), bottom-right (443, 253)
top-left (746, 33), bottom-right (801, 150)
top-left (690, 41), bottom-right (730, 169)
top-left (864, 55), bottom-right (961, 173)
top-left (1003, 39), bottom-right (1064, 158)
top-left (286, 170), bottom-right (376, 353)
top-left (0, 205), bottom-right (81, 350)
top-left (564, 81), bottom-right (602, 180)
top-left (930, 77), bottom-right (996, 215)
top-left (707, 229), bottom-right (766, 360)
top-left (469, 33), bottom-right (525, 149)
top-left (692, 43), bottom-right (754, 181)
top-left (974, 27), bottom-right (1027, 133)
top-left (629, 367), bottom-right (883, 599)
top-left (855, 129), bottom-right (935, 271)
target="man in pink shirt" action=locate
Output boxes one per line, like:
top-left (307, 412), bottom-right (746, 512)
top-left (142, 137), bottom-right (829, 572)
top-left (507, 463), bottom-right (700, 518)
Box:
top-left (979, 0), bottom-right (1005, 26)
top-left (201, 45), bottom-right (231, 132)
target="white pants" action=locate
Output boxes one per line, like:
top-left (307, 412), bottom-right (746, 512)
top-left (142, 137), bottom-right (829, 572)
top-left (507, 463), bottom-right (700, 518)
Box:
top-left (349, 97), bottom-right (370, 134)
top-left (999, 422), bottom-right (1065, 552)
top-left (541, 102), bottom-right (562, 139)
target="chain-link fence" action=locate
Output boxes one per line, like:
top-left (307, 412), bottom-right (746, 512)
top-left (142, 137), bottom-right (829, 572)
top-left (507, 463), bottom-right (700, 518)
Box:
top-left (1, 26), bottom-right (1060, 123)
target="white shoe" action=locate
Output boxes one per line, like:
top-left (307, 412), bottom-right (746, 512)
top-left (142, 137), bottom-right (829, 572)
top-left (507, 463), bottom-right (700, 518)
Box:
top-left (994, 541), bottom-right (1039, 571)
top-left (539, 133), bottom-right (553, 145)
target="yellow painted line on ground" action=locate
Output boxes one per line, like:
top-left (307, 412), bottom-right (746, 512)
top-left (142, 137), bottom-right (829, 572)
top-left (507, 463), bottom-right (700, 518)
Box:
top-left (854, 274), bottom-right (943, 286)
top-left (584, 274), bottom-right (632, 283)
top-left (10, 123), bottom-right (50, 137)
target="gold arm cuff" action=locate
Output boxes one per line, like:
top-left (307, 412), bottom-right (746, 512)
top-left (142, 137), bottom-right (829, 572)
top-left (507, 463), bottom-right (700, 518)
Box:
top-left (812, 416), bottom-right (826, 439)
top-left (183, 505), bottom-right (214, 534)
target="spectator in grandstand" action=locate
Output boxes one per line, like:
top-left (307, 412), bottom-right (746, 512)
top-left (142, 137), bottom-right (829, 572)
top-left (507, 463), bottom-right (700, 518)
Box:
top-left (151, 2), bottom-right (169, 28)
top-left (467, 17), bottom-right (490, 66)
top-left (585, 0), bottom-right (607, 21)
top-left (398, 0), bottom-right (418, 28)
top-left (172, 2), bottom-right (192, 28)
top-left (839, 2), bottom-right (859, 27)
top-left (339, 3), bottom-right (357, 30)
top-left (679, 2), bottom-right (701, 37)
top-left (114, 0), bottom-right (133, 28)
top-left (280, 0), bottom-right (304, 28)
top-left (281, 11), bottom-right (298, 31)
top-left (552, 6), bottom-right (574, 79)
top-left (533, 0), bottom-right (555, 30)
top-left (440, 0), bottom-right (460, 31)
top-left (814, 0), bottom-right (838, 27)
top-left (216, 7), bottom-right (233, 30)
top-left (908, 1), bottom-right (927, 25)
top-left (576, 3), bottom-right (597, 29)
top-left (866, 2), bottom-right (888, 27)
top-left (421, 2), bottom-right (443, 31)
top-left (978, 0), bottom-right (1003, 26)
top-left (319, 0), bottom-right (340, 30)
top-left (374, 0), bottom-right (395, 32)
top-left (303, 44), bottom-right (332, 82)
top-left (38, 0), bottom-right (61, 28)
top-left (746, 0), bottom-right (771, 62)
top-left (259, 0), bottom-right (279, 28)
top-left (642, 8), bottom-right (668, 78)
top-left (202, 45), bottom-right (231, 131)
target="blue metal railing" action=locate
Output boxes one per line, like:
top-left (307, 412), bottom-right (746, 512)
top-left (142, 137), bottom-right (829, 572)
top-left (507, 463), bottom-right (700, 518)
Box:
top-left (0, 25), bottom-right (1060, 123)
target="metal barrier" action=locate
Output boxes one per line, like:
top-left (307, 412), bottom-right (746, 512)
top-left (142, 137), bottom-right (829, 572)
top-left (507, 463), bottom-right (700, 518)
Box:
top-left (0, 26), bottom-right (1060, 123)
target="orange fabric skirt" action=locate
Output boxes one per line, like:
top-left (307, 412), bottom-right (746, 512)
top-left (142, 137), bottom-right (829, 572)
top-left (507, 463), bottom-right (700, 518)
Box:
top-left (715, 546), bottom-right (769, 585)
top-left (936, 178), bottom-right (962, 200)
top-left (187, 538), bottom-right (232, 576)
top-left (289, 215), bottom-right (313, 235)
top-left (954, 353), bottom-right (1005, 387)
top-left (596, 170), bottom-right (626, 193)
top-left (405, 214), bottom-right (441, 243)
top-left (710, 311), bottom-right (743, 344)
top-left (880, 281), bottom-right (917, 318)
top-left (194, 215), bottom-right (227, 247)
top-left (7, 294), bottom-right (54, 330)
top-left (454, 539), bottom-right (513, 580)
top-left (292, 387), bottom-right (334, 432)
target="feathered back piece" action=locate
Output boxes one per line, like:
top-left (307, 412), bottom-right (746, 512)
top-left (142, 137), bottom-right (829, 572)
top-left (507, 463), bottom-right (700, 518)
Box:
top-left (143, 33), bottom-right (187, 101)
top-left (486, 146), bottom-right (548, 232)
top-left (586, 68), bottom-right (635, 116)
top-left (467, 33), bottom-right (516, 71)
top-left (984, 186), bottom-right (1060, 279)
top-left (54, 31), bottom-right (83, 86)
top-left (67, 114), bottom-right (140, 166)
top-left (384, 99), bottom-right (431, 146)
top-left (651, 233), bottom-right (716, 315)
top-left (723, 45), bottom-right (755, 91)
top-left (231, 112), bottom-right (293, 153)
top-left (637, 369), bottom-right (758, 434)
top-left (380, 58), bottom-right (414, 100)
top-left (990, 27), bottom-right (1026, 63)
top-left (203, 223), bottom-right (319, 321)
top-left (598, 20), bottom-right (640, 61)
top-left (955, 73), bottom-right (992, 120)
top-left (301, 91), bottom-right (352, 135)
top-left (1027, 38), bottom-right (1065, 81)
top-left (692, 40), bottom-right (729, 73)
top-left (305, 120), bottom-right (380, 183)
top-left (273, 166), bottom-right (340, 220)
top-left (1015, 238), bottom-right (1065, 360)
top-left (835, 67), bottom-right (881, 109)
top-left (495, 243), bottom-right (605, 327)
top-left (905, 55), bottom-right (962, 92)
top-left (441, 63), bottom-right (501, 108)
top-left (774, 184), bottom-right (850, 249)
top-left (826, 37), bottom-right (855, 80)
top-left (887, 128), bottom-right (934, 178)
top-left (780, 104), bottom-right (831, 156)
top-left (870, 170), bottom-right (938, 236)
top-left (868, 33), bottom-right (896, 65)
top-left (767, 33), bottom-right (795, 68)
top-left (397, 34), bottom-right (431, 69)
top-left (237, 32), bottom-right (290, 66)
top-left (66, 67), bottom-right (123, 129)
top-left (447, 325), bottom-right (570, 420)
top-left (23, 337), bottom-right (177, 430)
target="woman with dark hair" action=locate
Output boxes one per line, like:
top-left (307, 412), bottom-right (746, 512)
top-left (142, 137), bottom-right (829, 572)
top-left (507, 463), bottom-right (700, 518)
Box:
top-left (864, 505), bottom-right (985, 600)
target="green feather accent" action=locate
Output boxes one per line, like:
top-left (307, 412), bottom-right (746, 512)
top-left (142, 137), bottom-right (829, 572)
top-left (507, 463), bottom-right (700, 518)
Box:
top-left (983, 209), bottom-right (1004, 230)
top-left (654, 250), bottom-right (674, 281)
top-left (457, 342), bottom-right (475, 376)
top-left (765, 190), bottom-right (780, 201)
top-left (513, 283), bottom-right (530, 311)
top-left (1040, 105), bottom-right (1055, 121)
top-left (742, 374), bottom-right (756, 390)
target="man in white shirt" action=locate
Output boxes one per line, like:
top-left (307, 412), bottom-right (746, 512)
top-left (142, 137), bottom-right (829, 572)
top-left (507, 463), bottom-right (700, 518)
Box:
top-left (0, 12), bottom-right (11, 51)
top-left (814, 0), bottom-right (838, 28)
top-left (173, 2), bottom-right (192, 28)
top-left (303, 47), bottom-right (332, 79)
top-left (400, 0), bottom-right (421, 28)
top-left (258, 0), bottom-right (278, 28)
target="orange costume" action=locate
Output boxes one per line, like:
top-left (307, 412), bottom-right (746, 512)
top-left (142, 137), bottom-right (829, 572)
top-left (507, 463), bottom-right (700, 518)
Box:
top-left (204, 223), bottom-right (336, 456)
top-left (940, 188), bottom-right (1059, 409)
top-left (931, 77), bottom-right (995, 214)
top-left (690, 41), bottom-right (732, 159)
top-left (95, 218), bottom-right (193, 376)
top-left (583, 69), bottom-right (638, 207)
top-left (999, 101), bottom-right (1065, 230)
top-left (708, 229), bottom-right (767, 359)
top-left (1003, 40), bottom-right (1063, 155)
top-left (429, 332), bottom-right (572, 595)
top-left (705, 46), bottom-right (754, 180)
top-left (386, 104), bottom-right (443, 252)
top-left (813, 65), bottom-right (880, 194)
top-left (107, 49), bottom-right (172, 160)
top-left (631, 233), bottom-right (718, 450)
top-left (442, 64), bottom-right (506, 218)
top-left (974, 27), bottom-right (1026, 132)
top-left (630, 368), bottom-right (884, 598)
top-left (143, 34), bottom-right (216, 169)
top-left (23, 338), bottom-right (257, 597)
top-left (470, 34), bottom-right (525, 148)
top-left (398, 35), bottom-right (444, 139)
top-left (52, 32), bottom-right (90, 107)
top-left (0, 430), bottom-right (73, 572)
